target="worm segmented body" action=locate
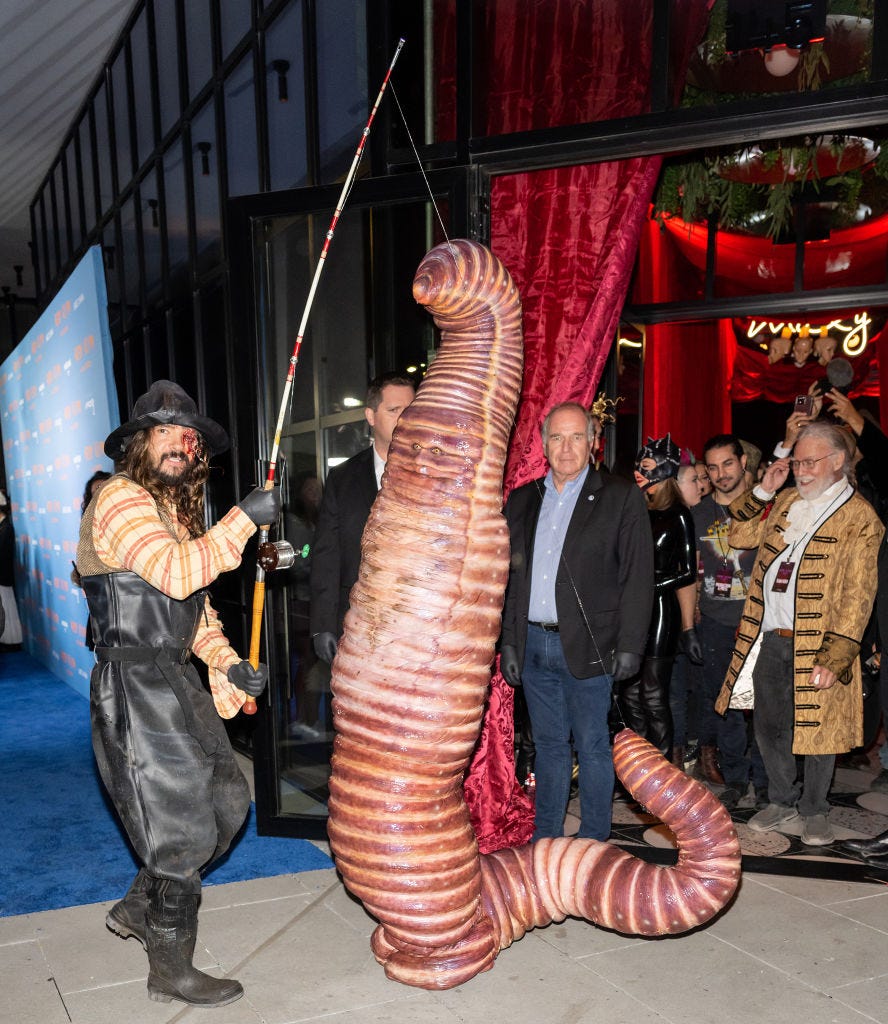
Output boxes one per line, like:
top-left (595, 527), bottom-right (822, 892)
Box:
top-left (326, 239), bottom-right (740, 990)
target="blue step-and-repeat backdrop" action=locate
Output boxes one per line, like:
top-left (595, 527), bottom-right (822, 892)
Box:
top-left (0, 246), bottom-right (119, 696)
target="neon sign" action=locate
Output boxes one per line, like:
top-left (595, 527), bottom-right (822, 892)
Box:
top-left (747, 313), bottom-right (871, 358)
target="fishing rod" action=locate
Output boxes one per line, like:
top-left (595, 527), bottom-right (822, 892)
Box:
top-left (242, 38), bottom-right (406, 714)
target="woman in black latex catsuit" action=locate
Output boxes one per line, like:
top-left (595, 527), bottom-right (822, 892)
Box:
top-left (619, 435), bottom-right (698, 757)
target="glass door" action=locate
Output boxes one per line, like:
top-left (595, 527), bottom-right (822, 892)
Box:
top-left (228, 169), bottom-right (473, 836)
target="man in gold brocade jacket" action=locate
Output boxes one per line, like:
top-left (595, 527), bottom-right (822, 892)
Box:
top-left (715, 421), bottom-right (883, 847)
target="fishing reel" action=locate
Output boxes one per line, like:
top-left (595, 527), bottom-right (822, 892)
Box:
top-left (256, 539), bottom-right (298, 572)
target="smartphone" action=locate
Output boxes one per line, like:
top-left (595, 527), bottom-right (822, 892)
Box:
top-left (794, 395), bottom-right (814, 416)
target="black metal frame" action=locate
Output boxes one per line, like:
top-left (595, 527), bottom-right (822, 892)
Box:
top-left (228, 166), bottom-right (472, 837)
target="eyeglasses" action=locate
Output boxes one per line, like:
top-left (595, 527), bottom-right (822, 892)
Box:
top-left (789, 455), bottom-right (833, 472)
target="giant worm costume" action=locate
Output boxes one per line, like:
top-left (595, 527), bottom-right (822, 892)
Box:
top-left (327, 239), bottom-right (741, 990)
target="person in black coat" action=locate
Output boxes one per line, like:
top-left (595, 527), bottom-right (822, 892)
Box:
top-left (620, 436), bottom-right (700, 757)
top-left (499, 402), bottom-right (654, 842)
top-left (0, 489), bottom-right (23, 648)
top-left (309, 373), bottom-right (415, 663)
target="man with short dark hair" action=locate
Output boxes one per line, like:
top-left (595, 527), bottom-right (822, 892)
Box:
top-left (310, 372), bottom-right (416, 663)
top-left (499, 401), bottom-right (653, 842)
top-left (77, 380), bottom-right (280, 1008)
top-left (693, 433), bottom-right (768, 808)
top-left (716, 421), bottom-right (883, 846)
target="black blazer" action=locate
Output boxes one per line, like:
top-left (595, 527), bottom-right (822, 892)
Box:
top-left (501, 468), bottom-right (654, 679)
top-left (309, 446), bottom-right (377, 638)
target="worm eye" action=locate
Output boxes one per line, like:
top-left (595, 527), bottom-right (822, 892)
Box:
top-left (412, 442), bottom-right (422, 450)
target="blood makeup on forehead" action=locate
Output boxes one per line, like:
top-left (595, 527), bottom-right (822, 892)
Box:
top-left (182, 428), bottom-right (206, 462)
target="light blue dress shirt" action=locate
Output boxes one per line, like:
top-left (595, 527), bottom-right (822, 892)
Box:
top-left (528, 465), bottom-right (589, 623)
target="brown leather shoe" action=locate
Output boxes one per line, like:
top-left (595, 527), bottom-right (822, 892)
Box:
top-left (697, 744), bottom-right (725, 785)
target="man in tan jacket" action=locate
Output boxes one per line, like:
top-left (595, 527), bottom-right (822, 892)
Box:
top-left (715, 421), bottom-right (883, 846)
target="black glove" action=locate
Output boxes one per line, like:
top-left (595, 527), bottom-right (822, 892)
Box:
top-left (313, 631), bottom-right (338, 664)
top-left (611, 651), bottom-right (642, 682)
top-left (679, 626), bottom-right (703, 665)
top-left (227, 660), bottom-right (268, 698)
top-left (237, 485), bottom-right (282, 526)
top-left (499, 644), bottom-right (522, 687)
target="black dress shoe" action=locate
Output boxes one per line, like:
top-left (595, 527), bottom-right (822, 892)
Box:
top-left (719, 787), bottom-right (743, 811)
top-left (837, 829), bottom-right (888, 858)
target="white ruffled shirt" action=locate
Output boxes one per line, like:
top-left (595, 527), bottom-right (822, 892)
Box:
top-left (729, 476), bottom-right (852, 709)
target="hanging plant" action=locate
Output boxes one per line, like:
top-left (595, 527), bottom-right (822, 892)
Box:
top-left (654, 135), bottom-right (888, 238)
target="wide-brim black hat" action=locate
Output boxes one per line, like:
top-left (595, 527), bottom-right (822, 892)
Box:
top-left (104, 380), bottom-right (230, 462)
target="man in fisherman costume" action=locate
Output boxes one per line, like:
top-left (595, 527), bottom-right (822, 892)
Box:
top-left (77, 380), bottom-right (280, 1007)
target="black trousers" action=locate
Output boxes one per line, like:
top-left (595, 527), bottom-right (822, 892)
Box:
top-left (91, 656), bottom-right (250, 895)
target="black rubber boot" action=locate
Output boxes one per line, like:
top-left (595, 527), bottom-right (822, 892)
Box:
top-left (145, 885), bottom-right (243, 1007)
top-left (105, 868), bottom-right (150, 948)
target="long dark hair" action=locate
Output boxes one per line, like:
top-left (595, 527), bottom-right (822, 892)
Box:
top-left (122, 429), bottom-right (209, 538)
top-left (81, 470), bottom-right (112, 513)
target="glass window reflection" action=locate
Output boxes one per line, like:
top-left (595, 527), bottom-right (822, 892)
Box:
top-left (266, 3), bottom-right (307, 191)
top-left (316, 0), bottom-right (367, 182)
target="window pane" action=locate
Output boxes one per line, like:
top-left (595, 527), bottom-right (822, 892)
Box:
top-left (155, 0), bottom-right (181, 136)
top-left (94, 84), bottom-right (114, 216)
top-left (316, 0), bottom-right (367, 182)
top-left (224, 53), bottom-right (259, 198)
top-left (126, 331), bottom-right (148, 404)
top-left (266, 2), bottom-right (307, 191)
top-left (131, 10), bottom-right (154, 168)
top-left (103, 224), bottom-right (121, 336)
top-left (220, 0), bottom-right (251, 61)
top-left (64, 143), bottom-right (82, 251)
top-left (148, 315), bottom-right (170, 381)
top-left (254, 212), bottom-right (318, 425)
top-left (111, 51), bottom-right (133, 186)
top-left (170, 301), bottom-right (197, 398)
top-left (163, 137), bottom-right (190, 288)
top-left (199, 281), bottom-right (229, 433)
top-left (120, 193), bottom-right (140, 324)
top-left (191, 102), bottom-right (220, 274)
top-left (248, 191), bottom-right (457, 828)
top-left (141, 168), bottom-right (163, 305)
top-left (55, 161), bottom-right (72, 263)
top-left (78, 117), bottom-right (97, 232)
top-left (38, 194), bottom-right (53, 286)
top-left (184, 0), bottom-right (214, 102)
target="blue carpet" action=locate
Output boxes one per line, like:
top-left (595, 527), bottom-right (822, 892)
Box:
top-left (0, 651), bottom-right (332, 917)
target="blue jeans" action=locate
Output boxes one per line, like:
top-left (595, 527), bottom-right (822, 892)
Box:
top-left (698, 614), bottom-right (768, 790)
top-left (521, 624), bottom-right (614, 841)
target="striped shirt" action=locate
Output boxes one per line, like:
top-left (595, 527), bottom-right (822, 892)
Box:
top-left (91, 475), bottom-right (256, 718)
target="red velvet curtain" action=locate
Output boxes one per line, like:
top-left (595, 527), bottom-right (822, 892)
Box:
top-left (461, 0), bottom-right (715, 854)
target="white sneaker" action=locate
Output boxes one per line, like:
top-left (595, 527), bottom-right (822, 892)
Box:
top-left (801, 814), bottom-right (835, 846)
top-left (748, 803), bottom-right (799, 832)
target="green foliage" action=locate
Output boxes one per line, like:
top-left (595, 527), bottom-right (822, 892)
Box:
top-left (658, 1), bottom-right (882, 237)
top-left (654, 137), bottom-right (886, 238)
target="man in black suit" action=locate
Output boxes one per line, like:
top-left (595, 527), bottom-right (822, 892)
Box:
top-left (500, 402), bottom-right (654, 841)
top-left (310, 373), bottom-right (416, 663)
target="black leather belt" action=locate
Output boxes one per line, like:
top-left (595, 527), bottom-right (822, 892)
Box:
top-left (529, 621), bottom-right (559, 632)
top-left (96, 645), bottom-right (192, 665)
top-left (95, 645), bottom-right (216, 755)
